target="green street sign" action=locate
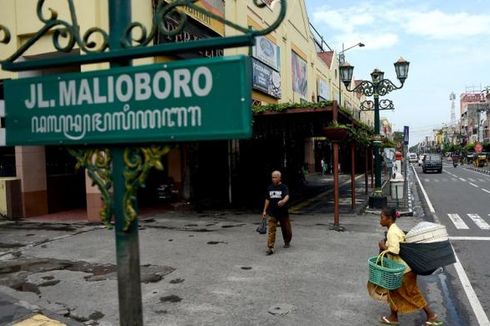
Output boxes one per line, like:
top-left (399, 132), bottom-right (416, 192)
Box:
top-left (5, 55), bottom-right (252, 145)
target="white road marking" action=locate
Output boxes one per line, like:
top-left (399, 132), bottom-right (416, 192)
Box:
top-left (448, 214), bottom-right (470, 230)
top-left (412, 166), bottom-right (435, 214)
top-left (468, 178), bottom-right (476, 182)
top-left (412, 165), bottom-right (490, 326)
top-left (459, 178), bottom-right (467, 182)
top-left (469, 183), bottom-right (479, 188)
top-left (467, 214), bottom-right (490, 230)
top-left (481, 188), bottom-right (490, 194)
top-left (452, 250), bottom-right (490, 326)
top-left (424, 178), bottom-right (430, 183)
top-left (450, 236), bottom-right (490, 241)
top-left (433, 179), bottom-right (440, 183)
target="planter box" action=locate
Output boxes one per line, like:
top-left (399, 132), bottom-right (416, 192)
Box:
top-left (322, 127), bottom-right (350, 141)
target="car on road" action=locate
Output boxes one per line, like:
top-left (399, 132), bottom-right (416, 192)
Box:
top-left (408, 152), bottom-right (418, 163)
top-left (422, 154), bottom-right (443, 173)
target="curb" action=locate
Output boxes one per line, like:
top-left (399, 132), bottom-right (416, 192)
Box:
top-left (463, 165), bottom-right (490, 175)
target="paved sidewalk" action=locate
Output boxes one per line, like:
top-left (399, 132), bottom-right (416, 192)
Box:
top-left (0, 209), bottom-right (454, 325)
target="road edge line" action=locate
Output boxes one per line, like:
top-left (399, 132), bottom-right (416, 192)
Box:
top-left (411, 165), bottom-right (435, 214)
top-left (412, 165), bottom-right (490, 326)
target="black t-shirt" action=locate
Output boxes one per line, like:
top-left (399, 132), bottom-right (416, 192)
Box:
top-left (266, 183), bottom-right (289, 218)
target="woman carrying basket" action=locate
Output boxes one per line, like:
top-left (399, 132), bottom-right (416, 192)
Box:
top-left (375, 207), bottom-right (443, 325)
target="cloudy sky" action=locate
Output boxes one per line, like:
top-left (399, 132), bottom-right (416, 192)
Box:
top-left (304, 0), bottom-right (490, 145)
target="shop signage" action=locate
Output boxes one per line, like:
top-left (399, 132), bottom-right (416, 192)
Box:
top-left (5, 56), bottom-right (252, 145)
top-left (160, 0), bottom-right (225, 36)
top-left (291, 51), bottom-right (307, 98)
top-left (252, 58), bottom-right (281, 99)
top-left (155, 9), bottom-right (223, 58)
top-left (252, 36), bottom-right (281, 71)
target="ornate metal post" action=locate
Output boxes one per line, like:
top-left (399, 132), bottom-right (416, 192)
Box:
top-left (373, 95), bottom-right (382, 191)
top-left (350, 142), bottom-right (356, 209)
top-left (339, 58), bottom-right (409, 208)
top-left (108, 1), bottom-right (143, 324)
top-left (364, 147), bottom-right (369, 195)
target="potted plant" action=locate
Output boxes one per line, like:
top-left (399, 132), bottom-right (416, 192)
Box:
top-left (323, 122), bottom-right (351, 141)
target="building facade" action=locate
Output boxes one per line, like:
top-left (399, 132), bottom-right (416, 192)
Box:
top-left (0, 0), bottom-right (369, 219)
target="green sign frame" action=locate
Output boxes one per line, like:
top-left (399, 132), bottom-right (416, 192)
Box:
top-left (5, 55), bottom-right (252, 145)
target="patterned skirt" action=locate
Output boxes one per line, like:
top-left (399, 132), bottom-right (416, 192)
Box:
top-left (388, 271), bottom-right (427, 313)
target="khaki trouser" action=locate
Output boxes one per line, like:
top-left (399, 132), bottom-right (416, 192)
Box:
top-left (267, 214), bottom-right (292, 249)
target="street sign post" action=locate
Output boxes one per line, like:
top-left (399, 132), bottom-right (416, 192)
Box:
top-left (403, 126), bottom-right (409, 145)
top-left (5, 56), bottom-right (252, 145)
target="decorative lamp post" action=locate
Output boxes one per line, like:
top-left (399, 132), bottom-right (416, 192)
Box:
top-left (340, 58), bottom-right (410, 208)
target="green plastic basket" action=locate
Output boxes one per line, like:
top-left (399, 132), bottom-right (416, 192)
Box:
top-left (368, 251), bottom-right (406, 290)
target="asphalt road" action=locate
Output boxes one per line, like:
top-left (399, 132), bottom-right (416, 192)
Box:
top-left (413, 161), bottom-right (490, 326)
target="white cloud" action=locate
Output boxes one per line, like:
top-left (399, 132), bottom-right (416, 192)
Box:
top-left (403, 10), bottom-right (490, 39)
top-left (312, 5), bottom-right (376, 33)
top-left (311, 3), bottom-right (490, 42)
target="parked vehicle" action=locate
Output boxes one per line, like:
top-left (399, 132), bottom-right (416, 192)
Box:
top-left (473, 154), bottom-right (487, 168)
top-left (422, 154), bottom-right (443, 173)
top-left (408, 152), bottom-right (418, 163)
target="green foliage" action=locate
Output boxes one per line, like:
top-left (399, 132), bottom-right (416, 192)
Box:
top-left (350, 127), bottom-right (371, 145)
top-left (392, 131), bottom-right (404, 143)
top-left (381, 138), bottom-right (397, 149)
top-left (252, 100), bottom-right (334, 113)
top-left (465, 143), bottom-right (475, 151)
top-left (252, 100), bottom-right (374, 145)
top-left (357, 121), bottom-right (374, 133)
top-left (327, 121), bottom-right (350, 129)
top-left (484, 142), bottom-right (490, 151)
top-left (339, 106), bottom-right (353, 117)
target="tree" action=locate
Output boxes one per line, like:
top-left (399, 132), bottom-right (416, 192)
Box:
top-left (392, 131), bottom-right (404, 145)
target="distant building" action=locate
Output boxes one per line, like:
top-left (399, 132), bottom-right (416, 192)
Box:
top-left (380, 117), bottom-right (393, 140)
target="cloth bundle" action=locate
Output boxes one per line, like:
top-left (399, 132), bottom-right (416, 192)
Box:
top-left (400, 222), bottom-right (455, 275)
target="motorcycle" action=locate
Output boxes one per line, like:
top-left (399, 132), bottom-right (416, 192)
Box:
top-left (452, 156), bottom-right (459, 168)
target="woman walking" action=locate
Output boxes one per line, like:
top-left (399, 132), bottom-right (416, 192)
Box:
top-left (376, 207), bottom-right (443, 325)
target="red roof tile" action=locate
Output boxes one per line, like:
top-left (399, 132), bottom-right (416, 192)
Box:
top-left (318, 51), bottom-right (335, 69)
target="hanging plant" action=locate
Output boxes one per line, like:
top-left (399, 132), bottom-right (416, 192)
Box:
top-left (352, 128), bottom-right (371, 145)
top-left (323, 121), bottom-right (352, 141)
top-left (252, 100), bottom-right (334, 114)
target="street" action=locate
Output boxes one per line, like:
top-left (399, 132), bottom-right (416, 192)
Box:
top-left (0, 169), bottom-right (477, 326)
top-left (412, 161), bottom-right (490, 326)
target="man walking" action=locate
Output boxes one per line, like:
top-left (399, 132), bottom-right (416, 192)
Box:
top-left (262, 170), bottom-right (292, 255)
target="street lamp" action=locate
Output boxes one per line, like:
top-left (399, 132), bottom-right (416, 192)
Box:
top-left (339, 57), bottom-right (410, 208)
top-left (338, 42), bottom-right (365, 110)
